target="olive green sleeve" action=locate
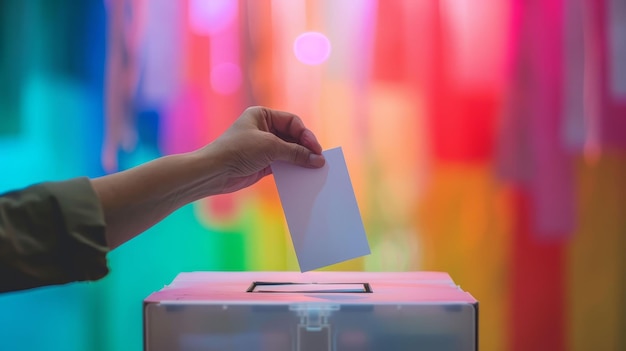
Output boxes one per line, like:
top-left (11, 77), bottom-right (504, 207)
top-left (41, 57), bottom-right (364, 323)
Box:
top-left (0, 177), bottom-right (109, 293)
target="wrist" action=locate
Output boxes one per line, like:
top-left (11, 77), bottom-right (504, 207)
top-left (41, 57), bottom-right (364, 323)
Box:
top-left (176, 144), bottom-right (229, 203)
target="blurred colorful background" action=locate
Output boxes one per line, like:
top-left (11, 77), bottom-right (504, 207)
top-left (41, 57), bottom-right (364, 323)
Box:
top-left (1, 0), bottom-right (625, 350)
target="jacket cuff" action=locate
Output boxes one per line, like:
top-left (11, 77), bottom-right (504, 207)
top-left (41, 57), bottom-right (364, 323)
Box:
top-left (43, 177), bottom-right (110, 282)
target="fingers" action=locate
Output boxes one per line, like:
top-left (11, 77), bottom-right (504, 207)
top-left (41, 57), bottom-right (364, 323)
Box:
top-left (274, 139), bottom-right (326, 168)
top-left (300, 129), bottom-right (323, 155)
top-left (240, 106), bottom-right (326, 168)
top-left (258, 107), bottom-right (324, 155)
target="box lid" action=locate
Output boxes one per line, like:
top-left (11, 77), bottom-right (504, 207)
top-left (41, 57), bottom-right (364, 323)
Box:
top-left (145, 272), bottom-right (476, 305)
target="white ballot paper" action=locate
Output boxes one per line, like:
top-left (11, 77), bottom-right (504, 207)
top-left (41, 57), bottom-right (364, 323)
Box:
top-left (271, 147), bottom-right (371, 272)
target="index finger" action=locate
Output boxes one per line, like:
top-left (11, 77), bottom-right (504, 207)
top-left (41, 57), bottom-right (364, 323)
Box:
top-left (263, 108), bottom-right (323, 155)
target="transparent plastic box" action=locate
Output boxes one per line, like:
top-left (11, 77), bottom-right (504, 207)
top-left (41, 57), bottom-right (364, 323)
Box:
top-left (144, 272), bottom-right (477, 351)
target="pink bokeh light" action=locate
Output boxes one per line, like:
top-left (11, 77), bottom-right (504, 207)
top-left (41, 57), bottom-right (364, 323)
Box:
top-left (189, 0), bottom-right (238, 35)
top-left (293, 32), bottom-right (332, 65)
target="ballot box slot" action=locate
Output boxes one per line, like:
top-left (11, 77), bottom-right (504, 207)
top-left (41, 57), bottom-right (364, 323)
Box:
top-left (246, 281), bottom-right (372, 293)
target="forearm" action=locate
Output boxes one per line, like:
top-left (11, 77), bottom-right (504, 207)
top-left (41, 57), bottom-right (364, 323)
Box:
top-left (91, 148), bottom-right (227, 249)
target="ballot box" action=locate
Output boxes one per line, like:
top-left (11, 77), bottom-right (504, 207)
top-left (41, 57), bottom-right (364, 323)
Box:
top-left (143, 272), bottom-right (478, 351)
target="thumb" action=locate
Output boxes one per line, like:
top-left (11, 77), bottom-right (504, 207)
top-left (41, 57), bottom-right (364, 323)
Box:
top-left (275, 141), bottom-right (325, 168)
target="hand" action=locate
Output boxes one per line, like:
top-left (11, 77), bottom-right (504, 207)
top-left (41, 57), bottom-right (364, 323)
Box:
top-left (202, 106), bottom-right (326, 194)
top-left (93, 106), bottom-right (325, 249)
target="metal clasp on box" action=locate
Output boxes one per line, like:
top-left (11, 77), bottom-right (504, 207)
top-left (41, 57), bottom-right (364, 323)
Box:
top-left (290, 304), bottom-right (339, 351)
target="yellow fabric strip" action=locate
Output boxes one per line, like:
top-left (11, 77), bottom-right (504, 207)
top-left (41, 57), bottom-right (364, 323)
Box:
top-left (568, 152), bottom-right (626, 351)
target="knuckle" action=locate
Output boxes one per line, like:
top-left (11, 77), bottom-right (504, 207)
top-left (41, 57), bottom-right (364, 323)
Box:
top-left (245, 106), bottom-right (265, 115)
top-left (291, 146), bottom-right (307, 164)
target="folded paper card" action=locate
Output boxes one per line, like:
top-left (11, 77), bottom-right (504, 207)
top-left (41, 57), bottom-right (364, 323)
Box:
top-left (271, 146), bottom-right (371, 272)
